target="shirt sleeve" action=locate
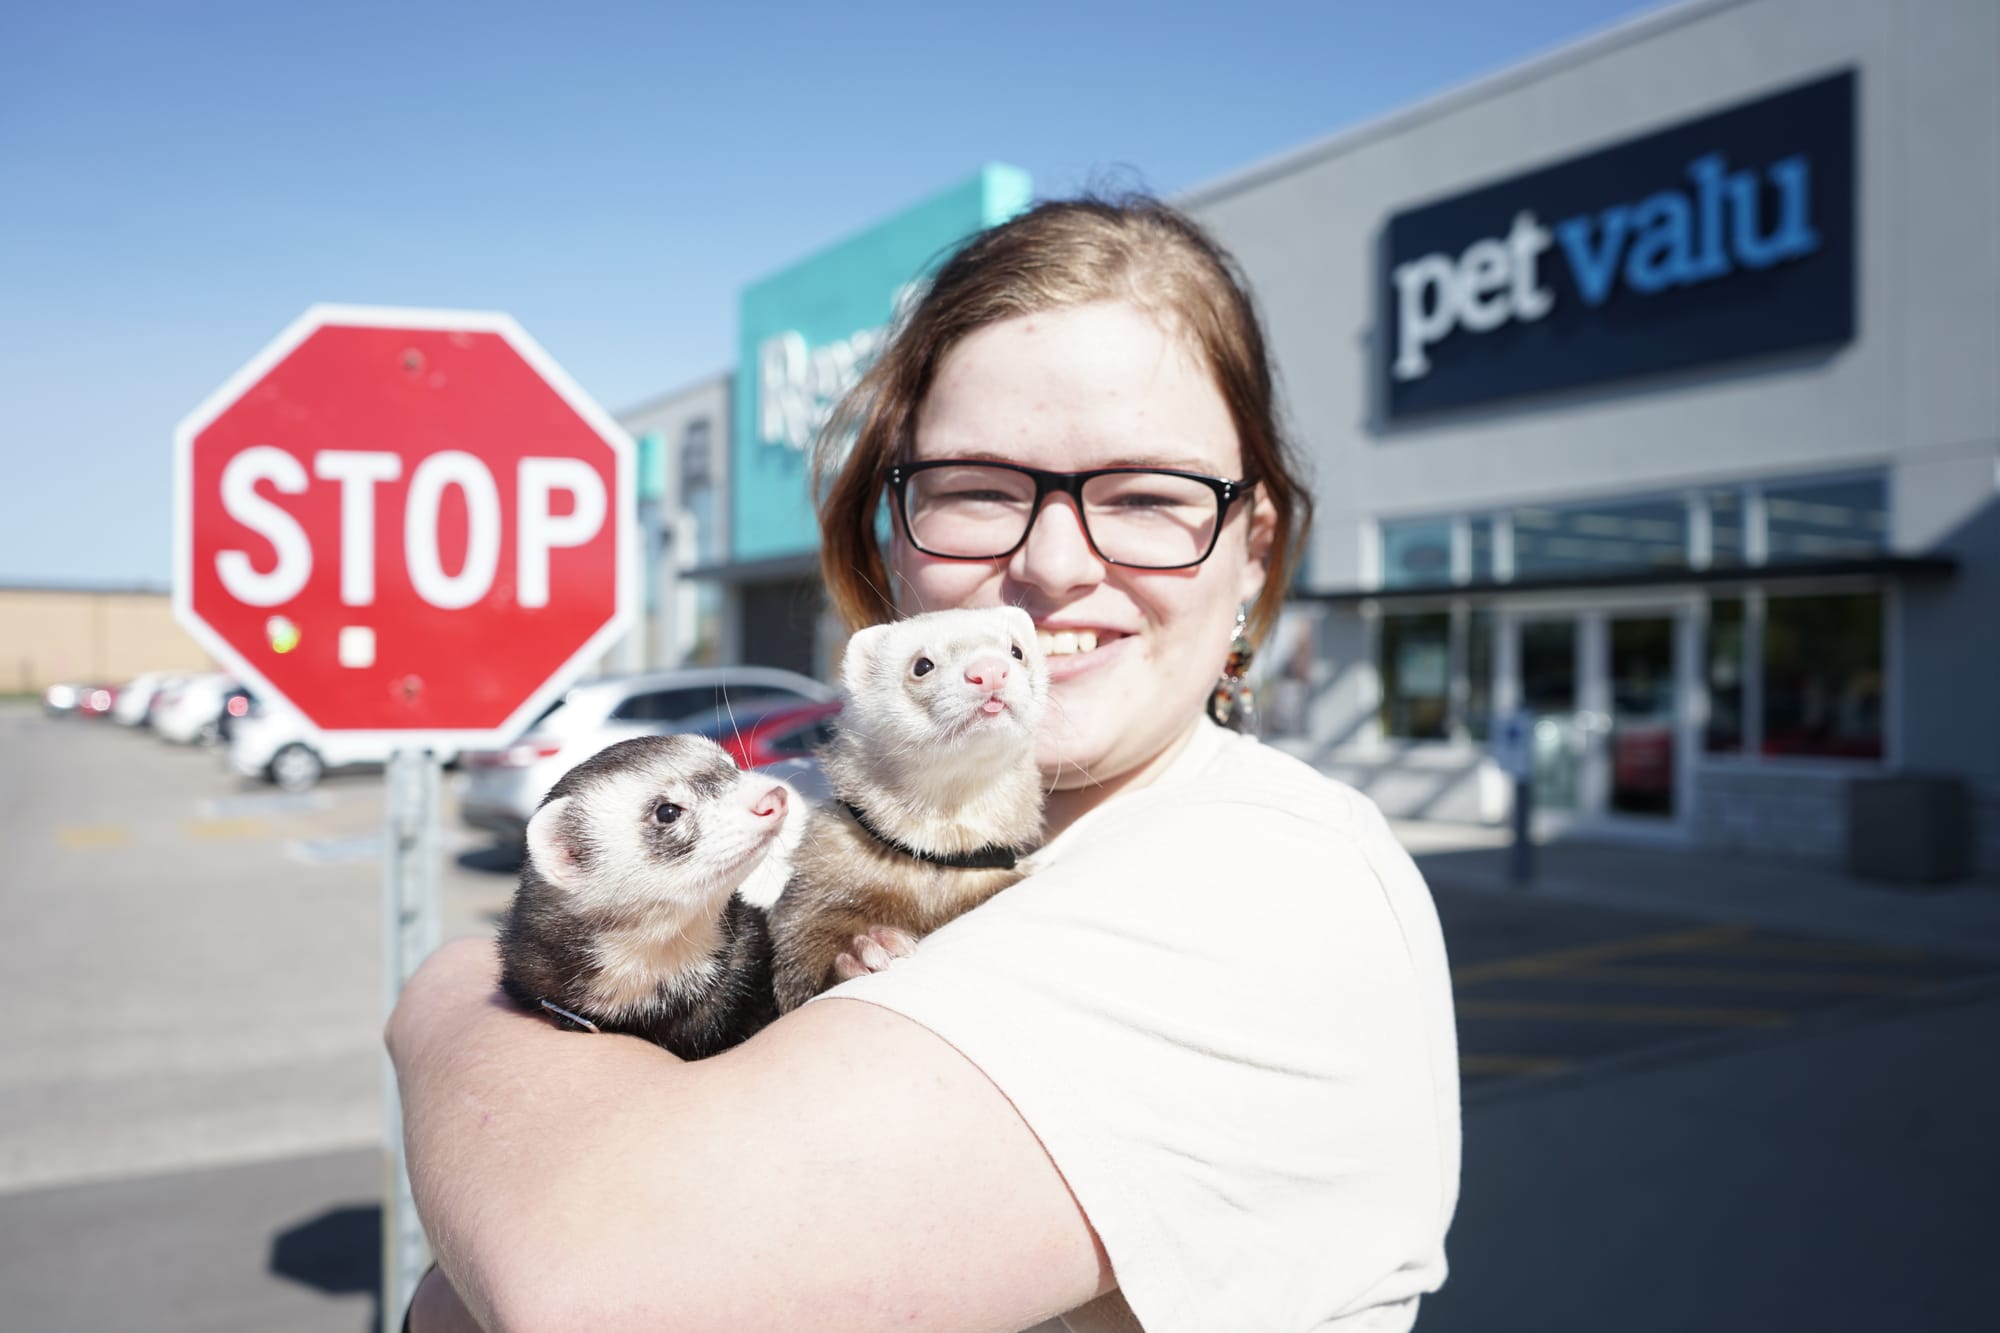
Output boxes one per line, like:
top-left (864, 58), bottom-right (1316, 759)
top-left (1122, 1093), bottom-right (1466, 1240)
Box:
top-left (822, 778), bottom-right (1460, 1332)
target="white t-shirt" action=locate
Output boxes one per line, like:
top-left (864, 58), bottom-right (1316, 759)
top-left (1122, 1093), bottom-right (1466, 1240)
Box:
top-left (825, 719), bottom-right (1462, 1333)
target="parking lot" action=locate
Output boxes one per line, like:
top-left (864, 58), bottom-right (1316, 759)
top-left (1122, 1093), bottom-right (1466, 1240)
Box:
top-left (1435, 889), bottom-right (1990, 1087)
top-left (4, 697), bottom-right (1998, 1330)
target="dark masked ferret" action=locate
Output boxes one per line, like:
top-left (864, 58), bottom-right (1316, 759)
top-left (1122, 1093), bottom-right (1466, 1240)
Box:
top-left (768, 605), bottom-right (1048, 1012)
top-left (497, 734), bottom-right (798, 1059)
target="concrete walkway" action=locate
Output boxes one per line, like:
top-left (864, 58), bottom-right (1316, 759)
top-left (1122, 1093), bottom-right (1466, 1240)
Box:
top-left (1396, 820), bottom-right (2000, 962)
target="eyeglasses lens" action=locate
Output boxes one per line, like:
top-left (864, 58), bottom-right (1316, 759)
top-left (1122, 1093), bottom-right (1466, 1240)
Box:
top-left (903, 465), bottom-right (1221, 568)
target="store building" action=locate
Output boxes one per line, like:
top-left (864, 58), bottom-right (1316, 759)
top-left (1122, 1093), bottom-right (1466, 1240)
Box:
top-left (617, 373), bottom-right (732, 670)
top-left (690, 164), bottom-right (1034, 680)
top-left (1183, 0), bottom-right (1998, 870)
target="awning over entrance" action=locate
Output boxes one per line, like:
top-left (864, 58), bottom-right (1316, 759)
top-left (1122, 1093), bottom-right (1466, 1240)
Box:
top-left (680, 552), bottom-right (823, 584)
top-left (1298, 555), bottom-right (1957, 605)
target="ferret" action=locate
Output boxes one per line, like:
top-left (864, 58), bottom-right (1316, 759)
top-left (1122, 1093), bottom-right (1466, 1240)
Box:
top-left (767, 605), bottom-right (1048, 1011)
top-left (496, 734), bottom-right (798, 1059)
top-left (496, 605), bottom-right (1047, 1055)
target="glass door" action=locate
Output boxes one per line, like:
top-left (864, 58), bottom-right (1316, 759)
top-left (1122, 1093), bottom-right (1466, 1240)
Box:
top-left (1501, 603), bottom-right (1692, 830)
top-left (1518, 617), bottom-right (1581, 812)
top-left (1607, 615), bottom-right (1678, 818)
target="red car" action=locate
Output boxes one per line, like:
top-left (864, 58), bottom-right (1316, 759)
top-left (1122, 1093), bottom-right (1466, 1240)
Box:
top-left (696, 698), bottom-right (843, 770)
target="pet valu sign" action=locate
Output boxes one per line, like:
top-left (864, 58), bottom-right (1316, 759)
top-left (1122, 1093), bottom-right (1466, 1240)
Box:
top-left (1382, 70), bottom-right (1855, 419)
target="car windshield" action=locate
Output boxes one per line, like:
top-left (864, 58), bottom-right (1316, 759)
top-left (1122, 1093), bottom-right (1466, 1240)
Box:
top-left (681, 699), bottom-right (803, 740)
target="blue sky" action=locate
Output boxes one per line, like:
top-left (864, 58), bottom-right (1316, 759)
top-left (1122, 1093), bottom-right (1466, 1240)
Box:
top-left (1, 0), bottom-right (1661, 585)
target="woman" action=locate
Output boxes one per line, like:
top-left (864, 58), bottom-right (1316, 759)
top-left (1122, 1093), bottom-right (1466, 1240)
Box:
top-left (390, 196), bottom-right (1460, 1332)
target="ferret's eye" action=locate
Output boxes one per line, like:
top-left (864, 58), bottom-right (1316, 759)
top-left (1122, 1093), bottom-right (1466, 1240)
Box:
top-left (912, 656), bottom-right (934, 677)
top-left (653, 802), bottom-right (683, 825)
top-left (1009, 642), bottom-right (1024, 661)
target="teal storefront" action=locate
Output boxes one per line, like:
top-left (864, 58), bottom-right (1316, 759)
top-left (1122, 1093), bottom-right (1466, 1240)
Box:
top-left (716, 164), bottom-right (1032, 674)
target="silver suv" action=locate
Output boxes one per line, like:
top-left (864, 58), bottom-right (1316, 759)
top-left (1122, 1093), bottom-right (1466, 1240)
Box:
top-left (457, 666), bottom-right (836, 843)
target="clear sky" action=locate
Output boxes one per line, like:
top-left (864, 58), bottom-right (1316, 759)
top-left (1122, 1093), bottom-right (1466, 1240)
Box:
top-left (1, 0), bottom-right (1663, 586)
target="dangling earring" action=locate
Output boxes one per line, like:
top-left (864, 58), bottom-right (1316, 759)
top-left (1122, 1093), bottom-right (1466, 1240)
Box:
top-left (1209, 603), bottom-right (1257, 732)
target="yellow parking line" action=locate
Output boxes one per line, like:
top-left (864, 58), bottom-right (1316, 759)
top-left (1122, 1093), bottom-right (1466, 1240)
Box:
top-left (1704, 936), bottom-right (1933, 965)
top-left (1527, 964), bottom-right (1921, 996)
top-left (1452, 923), bottom-right (1754, 986)
top-left (1457, 999), bottom-right (1787, 1027)
top-left (57, 825), bottom-right (130, 849)
top-left (185, 818), bottom-right (267, 841)
top-left (1460, 1054), bottom-right (1572, 1076)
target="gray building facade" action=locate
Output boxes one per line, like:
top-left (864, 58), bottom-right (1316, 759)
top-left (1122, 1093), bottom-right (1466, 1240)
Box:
top-left (1186, 0), bottom-right (1999, 871)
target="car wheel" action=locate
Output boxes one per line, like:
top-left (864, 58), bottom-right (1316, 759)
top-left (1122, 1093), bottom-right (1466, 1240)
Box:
top-left (270, 744), bottom-right (324, 792)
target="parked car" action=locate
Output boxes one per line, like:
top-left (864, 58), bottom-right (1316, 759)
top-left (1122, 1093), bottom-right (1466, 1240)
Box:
top-left (75, 684), bottom-right (120, 719)
top-left (693, 698), bottom-right (843, 771)
top-left (216, 685), bottom-right (256, 745)
top-left (42, 682), bottom-right (86, 716)
top-left (227, 699), bottom-right (418, 791)
top-left (151, 673), bottom-right (238, 745)
top-left (458, 667), bottom-right (836, 844)
top-left (111, 671), bottom-right (181, 727)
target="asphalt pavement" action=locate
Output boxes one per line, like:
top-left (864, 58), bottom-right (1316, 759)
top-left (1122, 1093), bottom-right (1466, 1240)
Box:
top-left (3, 699), bottom-right (1996, 1330)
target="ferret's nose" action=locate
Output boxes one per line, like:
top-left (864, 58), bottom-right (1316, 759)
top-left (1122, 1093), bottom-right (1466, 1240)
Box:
top-left (963, 655), bottom-right (1010, 691)
top-left (751, 786), bottom-right (788, 819)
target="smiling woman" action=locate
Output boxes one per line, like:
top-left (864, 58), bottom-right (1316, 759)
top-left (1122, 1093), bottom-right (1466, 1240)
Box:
top-left (391, 196), bottom-right (1460, 1333)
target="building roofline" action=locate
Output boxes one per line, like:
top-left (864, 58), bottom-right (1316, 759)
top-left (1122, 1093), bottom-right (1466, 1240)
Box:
top-left (1298, 555), bottom-right (1956, 605)
top-left (0, 578), bottom-right (172, 596)
top-left (1178, 0), bottom-right (1755, 210)
top-left (614, 368), bottom-right (733, 423)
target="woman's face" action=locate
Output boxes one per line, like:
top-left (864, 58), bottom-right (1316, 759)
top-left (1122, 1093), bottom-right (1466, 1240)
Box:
top-left (890, 299), bottom-right (1273, 801)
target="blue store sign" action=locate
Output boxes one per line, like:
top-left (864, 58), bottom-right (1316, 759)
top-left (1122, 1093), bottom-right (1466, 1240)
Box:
top-left (732, 165), bottom-right (1033, 562)
top-left (1381, 70), bottom-right (1855, 419)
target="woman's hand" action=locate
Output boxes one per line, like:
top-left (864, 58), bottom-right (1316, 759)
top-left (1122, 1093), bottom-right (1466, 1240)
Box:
top-left (405, 1264), bottom-right (481, 1333)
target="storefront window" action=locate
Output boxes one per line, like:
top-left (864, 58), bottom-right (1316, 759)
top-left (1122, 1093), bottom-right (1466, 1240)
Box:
top-left (1706, 489), bottom-right (1746, 568)
top-left (1380, 612), bottom-right (1451, 740)
top-left (1511, 498), bottom-right (1688, 578)
top-left (1468, 518), bottom-right (1495, 583)
top-left (1465, 609), bottom-right (1494, 741)
top-left (1381, 519), bottom-right (1455, 589)
top-left (1761, 592), bottom-right (1883, 759)
top-left (1704, 598), bottom-right (1745, 753)
top-left (1766, 476), bottom-right (1887, 562)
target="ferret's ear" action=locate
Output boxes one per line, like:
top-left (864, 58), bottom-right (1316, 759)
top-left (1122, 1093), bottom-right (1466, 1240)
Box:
top-left (997, 605), bottom-right (1036, 647)
top-left (840, 622), bottom-right (892, 695)
top-left (526, 797), bottom-right (585, 890)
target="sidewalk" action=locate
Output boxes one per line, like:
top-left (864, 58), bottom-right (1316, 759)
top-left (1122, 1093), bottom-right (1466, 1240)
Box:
top-left (1394, 820), bottom-right (2000, 962)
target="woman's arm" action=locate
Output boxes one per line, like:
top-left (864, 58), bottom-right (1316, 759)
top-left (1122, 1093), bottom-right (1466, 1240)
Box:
top-left (387, 936), bottom-right (1112, 1333)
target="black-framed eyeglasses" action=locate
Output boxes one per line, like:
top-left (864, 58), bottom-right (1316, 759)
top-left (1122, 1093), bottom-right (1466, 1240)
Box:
top-left (885, 459), bottom-right (1257, 571)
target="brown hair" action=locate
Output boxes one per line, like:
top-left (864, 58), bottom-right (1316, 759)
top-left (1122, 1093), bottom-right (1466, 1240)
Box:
top-left (812, 194), bottom-right (1312, 644)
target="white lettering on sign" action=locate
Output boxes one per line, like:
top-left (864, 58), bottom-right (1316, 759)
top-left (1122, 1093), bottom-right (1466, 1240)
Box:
top-left (313, 450), bottom-right (401, 606)
top-left (213, 451), bottom-right (609, 613)
top-left (1393, 212), bottom-right (1554, 382)
top-left (217, 446), bottom-right (313, 606)
top-left (755, 282), bottom-right (926, 453)
top-left (757, 327), bottom-right (885, 454)
top-left (405, 452), bottom-right (502, 610)
top-left (516, 457), bottom-right (607, 609)
top-left (1392, 151), bottom-right (1819, 382)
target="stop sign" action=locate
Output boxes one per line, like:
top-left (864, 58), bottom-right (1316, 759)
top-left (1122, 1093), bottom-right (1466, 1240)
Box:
top-left (173, 305), bottom-right (637, 747)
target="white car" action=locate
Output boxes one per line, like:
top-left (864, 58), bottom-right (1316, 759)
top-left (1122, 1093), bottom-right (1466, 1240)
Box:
top-left (226, 701), bottom-right (450, 791)
top-left (111, 671), bottom-right (181, 727)
top-left (151, 673), bottom-right (238, 745)
top-left (458, 667), bottom-right (836, 844)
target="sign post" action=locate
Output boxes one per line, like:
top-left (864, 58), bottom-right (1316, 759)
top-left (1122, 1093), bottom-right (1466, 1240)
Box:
top-left (1494, 709), bottom-right (1537, 887)
top-left (173, 306), bottom-right (637, 1331)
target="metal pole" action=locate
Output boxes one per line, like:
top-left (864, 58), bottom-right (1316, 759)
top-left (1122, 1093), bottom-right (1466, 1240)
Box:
top-left (381, 747), bottom-right (442, 1333)
top-left (1510, 773), bottom-right (1535, 887)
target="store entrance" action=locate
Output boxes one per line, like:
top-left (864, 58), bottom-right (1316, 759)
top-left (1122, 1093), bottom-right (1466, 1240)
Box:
top-left (1507, 605), bottom-right (1688, 827)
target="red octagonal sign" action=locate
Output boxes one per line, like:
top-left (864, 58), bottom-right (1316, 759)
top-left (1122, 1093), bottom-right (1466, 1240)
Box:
top-left (174, 306), bottom-right (637, 748)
